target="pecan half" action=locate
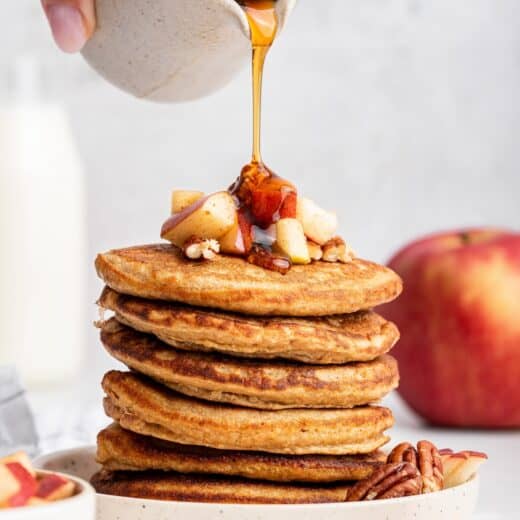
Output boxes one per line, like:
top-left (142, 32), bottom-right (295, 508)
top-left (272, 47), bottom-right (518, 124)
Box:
top-left (387, 440), bottom-right (444, 493)
top-left (417, 440), bottom-right (444, 493)
top-left (322, 237), bottom-right (355, 263)
top-left (307, 241), bottom-right (323, 261)
top-left (183, 237), bottom-right (220, 260)
top-left (346, 462), bottom-right (422, 501)
top-left (388, 442), bottom-right (419, 466)
top-left (247, 245), bottom-right (291, 274)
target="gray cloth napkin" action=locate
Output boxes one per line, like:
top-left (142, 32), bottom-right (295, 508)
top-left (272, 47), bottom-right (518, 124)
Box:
top-left (0, 366), bottom-right (39, 457)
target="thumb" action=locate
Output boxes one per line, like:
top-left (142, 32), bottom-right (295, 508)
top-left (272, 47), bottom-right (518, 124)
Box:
top-left (42, 0), bottom-right (96, 53)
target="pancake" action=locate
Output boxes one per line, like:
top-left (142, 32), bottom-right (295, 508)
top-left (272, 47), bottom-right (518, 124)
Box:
top-left (100, 319), bottom-right (399, 410)
top-left (102, 371), bottom-right (394, 455)
top-left (98, 287), bottom-right (399, 364)
top-left (91, 469), bottom-right (350, 504)
top-left (97, 423), bottom-right (386, 482)
top-left (95, 244), bottom-right (402, 316)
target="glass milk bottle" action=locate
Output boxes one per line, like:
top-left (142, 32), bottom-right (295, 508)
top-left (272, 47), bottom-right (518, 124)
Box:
top-left (0, 56), bottom-right (86, 389)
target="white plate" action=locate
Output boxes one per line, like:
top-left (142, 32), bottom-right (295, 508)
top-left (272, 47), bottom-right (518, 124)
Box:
top-left (35, 446), bottom-right (479, 520)
top-left (0, 470), bottom-right (95, 520)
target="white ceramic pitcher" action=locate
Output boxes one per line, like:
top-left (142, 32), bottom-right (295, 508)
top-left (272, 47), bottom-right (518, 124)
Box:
top-left (82, 0), bottom-right (297, 103)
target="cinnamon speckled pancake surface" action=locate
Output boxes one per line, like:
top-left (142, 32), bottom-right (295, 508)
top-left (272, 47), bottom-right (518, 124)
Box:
top-left (95, 244), bottom-right (402, 316)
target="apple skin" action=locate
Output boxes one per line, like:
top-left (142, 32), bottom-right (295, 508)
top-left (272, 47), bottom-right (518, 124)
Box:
top-left (379, 228), bottom-right (520, 428)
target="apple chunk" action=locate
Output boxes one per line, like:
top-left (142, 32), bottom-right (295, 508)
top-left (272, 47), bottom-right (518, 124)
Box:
top-left (0, 453), bottom-right (34, 477)
top-left (5, 462), bottom-right (38, 507)
top-left (220, 210), bottom-right (253, 255)
top-left (441, 450), bottom-right (488, 489)
top-left (0, 465), bottom-right (20, 507)
top-left (171, 190), bottom-right (204, 214)
top-left (296, 197), bottom-right (338, 245)
top-left (274, 218), bottom-right (310, 265)
top-left (161, 192), bottom-right (237, 247)
top-left (36, 474), bottom-right (75, 502)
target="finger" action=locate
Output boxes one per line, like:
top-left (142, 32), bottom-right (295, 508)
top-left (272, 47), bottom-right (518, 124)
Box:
top-left (42, 0), bottom-right (96, 53)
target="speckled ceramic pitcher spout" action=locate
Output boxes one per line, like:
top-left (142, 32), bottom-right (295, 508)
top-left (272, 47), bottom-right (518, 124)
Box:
top-left (81, 0), bottom-right (296, 103)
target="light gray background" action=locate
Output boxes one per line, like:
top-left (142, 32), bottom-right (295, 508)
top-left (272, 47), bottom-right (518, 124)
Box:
top-left (2, 0), bottom-right (519, 379)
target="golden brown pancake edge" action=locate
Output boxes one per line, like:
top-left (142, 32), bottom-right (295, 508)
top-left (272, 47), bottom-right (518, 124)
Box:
top-left (91, 469), bottom-right (351, 504)
top-left (99, 319), bottom-right (400, 410)
top-left (101, 370), bottom-right (394, 455)
top-left (98, 287), bottom-right (400, 364)
top-left (97, 423), bottom-right (386, 482)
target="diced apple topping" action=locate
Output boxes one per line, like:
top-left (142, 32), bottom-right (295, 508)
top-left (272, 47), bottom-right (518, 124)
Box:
top-left (440, 450), bottom-right (488, 489)
top-left (274, 218), bottom-right (310, 265)
top-left (161, 192), bottom-right (237, 247)
top-left (161, 184), bottom-right (354, 270)
top-left (220, 210), bottom-right (253, 255)
top-left (296, 197), bottom-right (338, 245)
top-left (183, 238), bottom-right (220, 260)
top-left (171, 190), bottom-right (205, 214)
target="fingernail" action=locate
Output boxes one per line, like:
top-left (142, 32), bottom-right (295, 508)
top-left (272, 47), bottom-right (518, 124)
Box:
top-left (45, 4), bottom-right (87, 53)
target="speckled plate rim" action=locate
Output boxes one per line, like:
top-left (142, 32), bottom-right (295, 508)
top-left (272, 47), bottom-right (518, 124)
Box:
top-left (34, 445), bottom-right (479, 514)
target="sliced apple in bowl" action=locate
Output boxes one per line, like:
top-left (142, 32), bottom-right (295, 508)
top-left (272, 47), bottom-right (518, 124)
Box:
top-left (161, 192), bottom-right (237, 247)
top-left (440, 449), bottom-right (488, 489)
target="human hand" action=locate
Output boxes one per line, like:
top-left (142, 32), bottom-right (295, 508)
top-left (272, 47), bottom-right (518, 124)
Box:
top-left (41, 0), bottom-right (96, 53)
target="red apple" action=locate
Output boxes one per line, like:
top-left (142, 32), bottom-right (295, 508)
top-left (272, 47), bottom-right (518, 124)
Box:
top-left (379, 228), bottom-right (520, 427)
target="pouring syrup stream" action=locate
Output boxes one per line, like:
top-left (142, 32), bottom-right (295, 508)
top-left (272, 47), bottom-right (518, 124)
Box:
top-left (232, 0), bottom-right (296, 233)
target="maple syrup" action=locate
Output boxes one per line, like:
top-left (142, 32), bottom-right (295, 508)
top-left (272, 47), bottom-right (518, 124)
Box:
top-left (231, 1), bottom-right (297, 271)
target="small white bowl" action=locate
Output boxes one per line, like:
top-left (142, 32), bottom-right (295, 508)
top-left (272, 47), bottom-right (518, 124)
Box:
top-left (35, 446), bottom-right (479, 520)
top-left (0, 470), bottom-right (96, 520)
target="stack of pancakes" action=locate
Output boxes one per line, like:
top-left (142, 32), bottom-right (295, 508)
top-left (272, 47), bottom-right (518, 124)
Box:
top-left (91, 244), bottom-right (402, 504)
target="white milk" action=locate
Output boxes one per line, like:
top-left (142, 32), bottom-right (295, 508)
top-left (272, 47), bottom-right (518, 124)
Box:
top-left (0, 58), bottom-right (86, 389)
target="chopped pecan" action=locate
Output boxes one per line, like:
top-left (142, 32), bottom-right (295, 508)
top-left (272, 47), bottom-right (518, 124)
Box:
top-left (417, 440), bottom-right (444, 493)
top-left (322, 237), bottom-right (355, 263)
top-left (387, 440), bottom-right (444, 493)
top-left (347, 462), bottom-right (422, 501)
top-left (183, 237), bottom-right (220, 260)
top-left (247, 245), bottom-right (291, 274)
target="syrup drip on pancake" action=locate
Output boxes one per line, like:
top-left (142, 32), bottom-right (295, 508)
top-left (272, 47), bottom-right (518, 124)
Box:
top-left (230, 0), bottom-right (295, 272)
